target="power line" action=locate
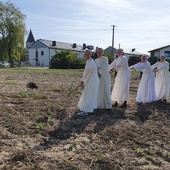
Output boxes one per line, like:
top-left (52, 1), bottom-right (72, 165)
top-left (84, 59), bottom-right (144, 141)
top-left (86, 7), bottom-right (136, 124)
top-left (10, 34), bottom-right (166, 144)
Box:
top-left (117, 28), bottom-right (170, 33)
top-left (31, 28), bottom-right (170, 33)
top-left (32, 28), bottom-right (112, 32)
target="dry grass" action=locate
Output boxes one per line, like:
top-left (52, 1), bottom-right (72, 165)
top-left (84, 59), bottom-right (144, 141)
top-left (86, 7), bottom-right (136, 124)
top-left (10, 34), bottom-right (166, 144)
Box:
top-left (0, 68), bottom-right (169, 170)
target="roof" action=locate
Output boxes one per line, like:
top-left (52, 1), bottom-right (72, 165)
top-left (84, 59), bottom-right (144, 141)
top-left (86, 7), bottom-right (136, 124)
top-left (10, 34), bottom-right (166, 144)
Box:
top-left (123, 49), bottom-right (142, 56)
top-left (26, 29), bottom-right (35, 43)
top-left (148, 45), bottom-right (170, 52)
top-left (36, 39), bottom-right (86, 52)
top-left (104, 46), bottom-right (142, 56)
top-left (104, 46), bottom-right (117, 54)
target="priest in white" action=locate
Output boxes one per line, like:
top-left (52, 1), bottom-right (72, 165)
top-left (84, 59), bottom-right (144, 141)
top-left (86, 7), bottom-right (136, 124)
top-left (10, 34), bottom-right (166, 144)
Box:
top-left (77, 49), bottom-right (99, 115)
top-left (130, 54), bottom-right (156, 103)
top-left (109, 48), bottom-right (130, 108)
top-left (95, 48), bottom-right (112, 109)
top-left (151, 54), bottom-right (170, 102)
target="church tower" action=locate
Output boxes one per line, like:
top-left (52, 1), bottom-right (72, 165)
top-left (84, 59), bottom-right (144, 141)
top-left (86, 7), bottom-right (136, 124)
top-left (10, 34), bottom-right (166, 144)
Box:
top-left (24, 29), bottom-right (35, 61)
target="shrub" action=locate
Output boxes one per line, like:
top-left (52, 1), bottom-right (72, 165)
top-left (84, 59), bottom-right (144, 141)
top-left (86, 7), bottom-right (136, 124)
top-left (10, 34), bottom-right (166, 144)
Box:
top-left (128, 56), bottom-right (141, 66)
top-left (50, 50), bottom-right (85, 69)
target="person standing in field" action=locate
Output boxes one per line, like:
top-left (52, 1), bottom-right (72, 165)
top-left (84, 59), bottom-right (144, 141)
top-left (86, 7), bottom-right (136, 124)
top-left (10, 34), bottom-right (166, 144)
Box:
top-left (151, 54), bottom-right (170, 102)
top-left (130, 54), bottom-right (156, 103)
top-left (109, 48), bottom-right (130, 108)
top-left (95, 48), bottom-right (112, 109)
top-left (77, 49), bottom-right (99, 115)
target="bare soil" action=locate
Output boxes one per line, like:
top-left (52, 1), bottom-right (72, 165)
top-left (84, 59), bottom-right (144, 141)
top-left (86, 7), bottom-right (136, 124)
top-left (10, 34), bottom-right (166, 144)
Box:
top-left (0, 68), bottom-right (169, 170)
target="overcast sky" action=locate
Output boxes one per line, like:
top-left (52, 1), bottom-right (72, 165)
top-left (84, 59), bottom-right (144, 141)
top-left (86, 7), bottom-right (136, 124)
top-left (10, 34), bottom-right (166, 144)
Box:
top-left (2, 0), bottom-right (170, 53)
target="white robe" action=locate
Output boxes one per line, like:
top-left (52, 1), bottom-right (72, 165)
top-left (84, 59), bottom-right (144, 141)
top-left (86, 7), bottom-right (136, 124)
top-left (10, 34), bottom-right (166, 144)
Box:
top-left (109, 56), bottom-right (130, 103)
top-left (95, 56), bottom-right (112, 109)
top-left (77, 58), bottom-right (99, 113)
top-left (130, 61), bottom-right (156, 103)
top-left (151, 61), bottom-right (170, 100)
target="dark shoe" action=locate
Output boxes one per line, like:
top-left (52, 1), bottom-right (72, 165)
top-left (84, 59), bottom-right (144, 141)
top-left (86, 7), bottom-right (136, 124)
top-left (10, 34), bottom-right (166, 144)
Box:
top-left (163, 99), bottom-right (167, 103)
top-left (112, 102), bottom-right (118, 107)
top-left (120, 103), bottom-right (127, 108)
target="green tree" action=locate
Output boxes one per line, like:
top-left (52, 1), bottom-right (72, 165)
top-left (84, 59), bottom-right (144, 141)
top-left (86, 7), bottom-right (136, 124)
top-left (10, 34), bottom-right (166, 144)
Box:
top-left (50, 50), bottom-right (85, 69)
top-left (103, 52), bottom-right (114, 64)
top-left (0, 1), bottom-right (27, 67)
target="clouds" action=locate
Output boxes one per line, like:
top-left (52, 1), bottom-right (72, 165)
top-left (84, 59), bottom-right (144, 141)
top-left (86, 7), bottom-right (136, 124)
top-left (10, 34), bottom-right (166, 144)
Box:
top-left (1, 0), bottom-right (170, 53)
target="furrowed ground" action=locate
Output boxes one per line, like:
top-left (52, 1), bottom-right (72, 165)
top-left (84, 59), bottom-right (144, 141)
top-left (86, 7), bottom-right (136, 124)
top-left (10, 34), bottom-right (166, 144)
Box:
top-left (0, 68), bottom-right (169, 170)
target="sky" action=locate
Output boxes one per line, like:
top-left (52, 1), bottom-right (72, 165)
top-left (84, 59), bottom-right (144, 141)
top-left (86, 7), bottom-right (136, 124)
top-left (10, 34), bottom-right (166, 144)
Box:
top-left (1, 0), bottom-right (170, 54)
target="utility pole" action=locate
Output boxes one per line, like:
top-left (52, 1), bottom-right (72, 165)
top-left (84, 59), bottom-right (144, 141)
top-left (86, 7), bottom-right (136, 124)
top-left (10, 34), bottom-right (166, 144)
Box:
top-left (111, 25), bottom-right (116, 57)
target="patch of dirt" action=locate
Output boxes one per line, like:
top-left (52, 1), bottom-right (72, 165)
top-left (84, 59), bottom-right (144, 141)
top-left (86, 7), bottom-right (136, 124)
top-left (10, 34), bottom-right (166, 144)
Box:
top-left (0, 69), bottom-right (169, 170)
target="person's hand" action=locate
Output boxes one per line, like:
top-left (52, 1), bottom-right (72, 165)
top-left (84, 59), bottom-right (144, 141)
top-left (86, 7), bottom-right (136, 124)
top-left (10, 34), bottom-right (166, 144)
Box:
top-left (109, 68), bottom-right (115, 74)
top-left (130, 67), bottom-right (135, 71)
top-left (153, 68), bottom-right (157, 72)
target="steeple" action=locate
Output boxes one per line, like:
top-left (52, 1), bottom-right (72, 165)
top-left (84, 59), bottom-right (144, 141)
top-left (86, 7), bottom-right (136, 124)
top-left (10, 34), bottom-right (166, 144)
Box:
top-left (26, 29), bottom-right (35, 43)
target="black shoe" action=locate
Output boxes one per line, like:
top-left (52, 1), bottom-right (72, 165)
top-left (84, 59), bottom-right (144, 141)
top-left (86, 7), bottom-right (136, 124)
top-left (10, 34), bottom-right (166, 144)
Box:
top-left (112, 102), bottom-right (118, 107)
top-left (163, 99), bottom-right (167, 103)
top-left (121, 103), bottom-right (127, 108)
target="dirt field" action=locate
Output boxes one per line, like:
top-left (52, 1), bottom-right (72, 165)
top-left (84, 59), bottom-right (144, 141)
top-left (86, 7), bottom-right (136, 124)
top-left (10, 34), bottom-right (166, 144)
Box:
top-left (0, 68), bottom-right (169, 170)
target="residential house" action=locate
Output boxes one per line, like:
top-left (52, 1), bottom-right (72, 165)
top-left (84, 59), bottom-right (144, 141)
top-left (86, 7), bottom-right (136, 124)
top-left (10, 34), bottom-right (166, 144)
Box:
top-left (29, 39), bottom-right (92, 67)
top-left (104, 46), bottom-right (143, 60)
top-left (148, 45), bottom-right (170, 59)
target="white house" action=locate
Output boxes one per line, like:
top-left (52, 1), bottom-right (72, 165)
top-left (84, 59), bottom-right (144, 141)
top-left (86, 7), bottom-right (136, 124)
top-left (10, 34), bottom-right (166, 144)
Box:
top-left (29, 39), bottom-right (91, 67)
top-left (148, 45), bottom-right (170, 59)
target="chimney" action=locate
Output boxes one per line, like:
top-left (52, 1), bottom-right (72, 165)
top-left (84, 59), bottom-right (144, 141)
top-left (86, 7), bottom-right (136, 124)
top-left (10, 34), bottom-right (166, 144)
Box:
top-left (52, 41), bottom-right (56, 46)
top-left (132, 48), bottom-right (135, 52)
top-left (83, 43), bottom-right (86, 50)
top-left (72, 43), bottom-right (76, 48)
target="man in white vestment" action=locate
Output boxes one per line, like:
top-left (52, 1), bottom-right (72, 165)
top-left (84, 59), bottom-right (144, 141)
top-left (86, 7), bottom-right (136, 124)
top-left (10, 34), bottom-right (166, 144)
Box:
top-left (77, 49), bottom-right (99, 115)
top-left (109, 48), bottom-right (130, 108)
top-left (95, 48), bottom-right (112, 109)
top-left (130, 55), bottom-right (156, 103)
top-left (151, 54), bottom-right (170, 102)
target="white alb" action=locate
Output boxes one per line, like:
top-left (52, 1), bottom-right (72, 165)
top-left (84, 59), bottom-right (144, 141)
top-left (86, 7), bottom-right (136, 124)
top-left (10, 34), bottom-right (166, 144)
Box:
top-left (151, 61), bottom-right (170, 100)
top-left (95, 56), bottom-right (112, 109)
top-left (77, 58), bottom-right (99, 113)
top-left (109, 56), bottom-right (130, 104)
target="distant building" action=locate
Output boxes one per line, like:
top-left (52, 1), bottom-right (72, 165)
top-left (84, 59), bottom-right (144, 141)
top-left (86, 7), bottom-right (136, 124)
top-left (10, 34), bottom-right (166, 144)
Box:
top-left (104, 46), bottom-right (142, 60)
top-left (24, 29), bottom-right (35, 61)
top-left (148, 45), bottom-right (170, 59)
top-left (104, 46), bottom-right (117, 56)
top-left (29, 39), bottom-right (91, 67)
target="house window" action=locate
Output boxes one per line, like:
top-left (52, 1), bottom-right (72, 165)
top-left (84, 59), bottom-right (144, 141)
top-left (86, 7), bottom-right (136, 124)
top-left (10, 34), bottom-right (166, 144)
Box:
top-left (164, 51), bottom-right (170, 58)
top-left (41, 51), bottom-right (44, 55)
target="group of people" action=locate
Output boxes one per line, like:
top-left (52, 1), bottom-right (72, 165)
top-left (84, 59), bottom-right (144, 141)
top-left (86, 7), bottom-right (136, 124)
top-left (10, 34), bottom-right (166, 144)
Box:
top-left (77, 48), bottom-right (170, 115)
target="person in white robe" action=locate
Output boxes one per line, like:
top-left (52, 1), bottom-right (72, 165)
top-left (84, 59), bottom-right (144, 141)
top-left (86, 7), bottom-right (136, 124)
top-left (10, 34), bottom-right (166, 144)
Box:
top-left (130, 54), bottom-right (156, 103)
top-left (151, 54), bottom-right (170, 102)
top-left (95, 48), bottom-right (112, 109)
top-left (77, 49), bottom-right (99, 115)
top-left (109, 48), bottom-right (130, 108)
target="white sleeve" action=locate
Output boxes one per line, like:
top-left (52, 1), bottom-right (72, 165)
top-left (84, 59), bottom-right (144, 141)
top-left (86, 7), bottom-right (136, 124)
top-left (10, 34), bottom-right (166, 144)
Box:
top-left (108, 59), bottom-right (116, 71)
top-left (82, 62), bottom-right (93, 84)
top-left (151, 62), bottom-right (158, 69)
top-left (133, 62), bottom-right (149, 71)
